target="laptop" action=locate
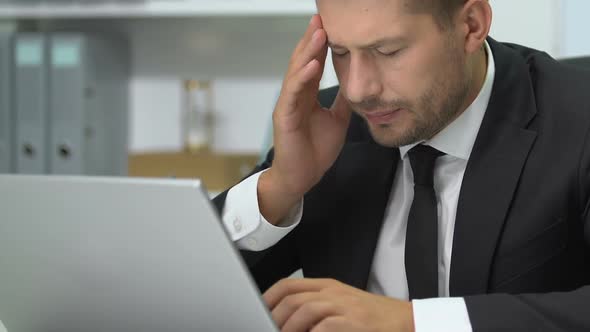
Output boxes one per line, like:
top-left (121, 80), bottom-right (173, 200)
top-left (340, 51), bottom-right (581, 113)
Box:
top-left (0, 175), bottom-right (278, 332)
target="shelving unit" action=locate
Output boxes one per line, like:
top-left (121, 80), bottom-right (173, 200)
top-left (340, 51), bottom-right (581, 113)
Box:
top-left (0, 1), bottom-right (319, 155)
top-left (0, 0), bottom-right (316, 18)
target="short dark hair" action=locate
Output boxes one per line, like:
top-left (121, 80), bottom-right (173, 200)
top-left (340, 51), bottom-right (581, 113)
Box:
top-left (407, 0), bottom-right (467, 29)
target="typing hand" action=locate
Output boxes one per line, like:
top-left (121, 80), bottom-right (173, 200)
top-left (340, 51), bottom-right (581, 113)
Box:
top-left (264, 278), bottom-right (415, 332)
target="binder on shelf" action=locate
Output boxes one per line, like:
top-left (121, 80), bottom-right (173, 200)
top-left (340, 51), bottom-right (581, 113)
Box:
top-left (48, 34), bottom-right (85, 175)
top-left (48, 33), bottom-right (129, 176)
top-left (0, 33), bottom-right (13, 173)
top-left (14, 33), bottom-right (48, 174)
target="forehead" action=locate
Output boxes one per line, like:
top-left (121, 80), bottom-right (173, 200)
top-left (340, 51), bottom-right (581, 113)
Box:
top-left (316, 0), bottom-right (434, 48)
top-left (316, 0), bottom-right (408, 25)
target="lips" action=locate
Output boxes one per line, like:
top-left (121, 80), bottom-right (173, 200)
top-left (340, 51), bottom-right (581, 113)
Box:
top-left (363, 109), bottom-right (402, 125)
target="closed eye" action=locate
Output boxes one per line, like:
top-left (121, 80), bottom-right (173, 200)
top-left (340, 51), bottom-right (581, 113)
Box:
top-left (329, 46), bottom-right (349, 57)
top-left (376, 48), bottom-right (401, 57)
top-left (332, 51), bottom-right (349, 57)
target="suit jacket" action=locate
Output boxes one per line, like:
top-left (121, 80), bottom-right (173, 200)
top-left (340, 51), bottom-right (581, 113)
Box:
top-left (213, 38), bottom-right (590, 331)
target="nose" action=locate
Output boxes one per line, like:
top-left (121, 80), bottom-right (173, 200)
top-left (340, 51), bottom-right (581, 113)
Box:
top-left (345, 53), bottom-right (383, 104)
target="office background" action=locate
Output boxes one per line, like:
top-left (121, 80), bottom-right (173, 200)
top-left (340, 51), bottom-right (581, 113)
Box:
top-left (0, 0), bottom-right (588, 192)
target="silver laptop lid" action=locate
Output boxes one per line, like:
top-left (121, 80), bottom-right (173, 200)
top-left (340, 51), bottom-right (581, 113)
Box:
top-left (0, 175), bottom-right (277, 332)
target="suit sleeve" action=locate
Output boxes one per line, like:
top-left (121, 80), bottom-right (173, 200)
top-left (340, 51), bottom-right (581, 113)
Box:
top-left (463, 121), bottom-right (590, 332)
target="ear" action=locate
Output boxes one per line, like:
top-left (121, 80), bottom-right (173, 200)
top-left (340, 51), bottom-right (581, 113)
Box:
top-left (457, 0), bottom-right (492, 54)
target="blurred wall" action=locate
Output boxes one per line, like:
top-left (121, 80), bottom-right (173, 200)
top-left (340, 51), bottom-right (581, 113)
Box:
top-left (562, 0), bottom-right (590, 58)
top-left (489, 0), bottom-right (560, 56)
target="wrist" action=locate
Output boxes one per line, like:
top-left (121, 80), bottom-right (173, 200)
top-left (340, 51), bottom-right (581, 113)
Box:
top-left (257, 169), bottom-right (304, 225)
top-left (261, 168), bottom-right (307, 202)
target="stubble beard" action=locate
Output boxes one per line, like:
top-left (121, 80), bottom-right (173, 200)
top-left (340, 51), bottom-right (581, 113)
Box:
top-left (369, 49), bottom-right (472, 148)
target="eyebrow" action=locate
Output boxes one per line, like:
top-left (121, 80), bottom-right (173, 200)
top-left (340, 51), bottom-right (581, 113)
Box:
top-left (328, 36), bottom-right (406, 50)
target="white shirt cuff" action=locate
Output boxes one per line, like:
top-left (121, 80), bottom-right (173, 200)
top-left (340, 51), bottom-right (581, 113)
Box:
top-left (412, 297), bottom-right (473, 332)
top-left (221, 170), bottom-right (303, 251)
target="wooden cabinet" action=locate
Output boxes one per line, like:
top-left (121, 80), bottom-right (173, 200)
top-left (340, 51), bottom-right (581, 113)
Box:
top-left (128, 151), bottom-right (259, 192)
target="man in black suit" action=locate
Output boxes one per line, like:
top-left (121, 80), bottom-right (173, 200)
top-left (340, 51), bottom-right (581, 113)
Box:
top-left (213, 0), bottom-right (590, 331)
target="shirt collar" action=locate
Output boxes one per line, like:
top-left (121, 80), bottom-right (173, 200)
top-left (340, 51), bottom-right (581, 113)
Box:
top-left (399, 40), bottom-right (496, 161)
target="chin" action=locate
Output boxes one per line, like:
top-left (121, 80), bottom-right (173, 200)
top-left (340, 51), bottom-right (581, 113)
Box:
top-left (368, 124), bottom-right (422, 148)
top-left (361, 112), bottom-right (422, 147)
top-left (370, 130), bottom-right (409, 148)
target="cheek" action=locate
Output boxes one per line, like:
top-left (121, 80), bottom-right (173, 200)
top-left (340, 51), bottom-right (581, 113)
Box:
top-left (371, 45), bottom-right (430, 97)
top-left (376, 56), bottom-right (422, 104)
top-left (391, 49), bottom-right (446, 101)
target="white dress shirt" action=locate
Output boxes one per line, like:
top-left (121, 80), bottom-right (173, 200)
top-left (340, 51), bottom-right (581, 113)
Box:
top-left (222, 41), bottom-right (495, 332)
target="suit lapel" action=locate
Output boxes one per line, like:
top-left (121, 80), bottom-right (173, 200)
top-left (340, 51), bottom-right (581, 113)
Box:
top-left (450, 39), bottom-right (538, 296)
top-left (314, 141), bottom-right (398, 290)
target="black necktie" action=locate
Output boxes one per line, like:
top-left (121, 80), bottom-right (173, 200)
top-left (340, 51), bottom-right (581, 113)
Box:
top-left (405, 145), bottom-right (443, 300)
